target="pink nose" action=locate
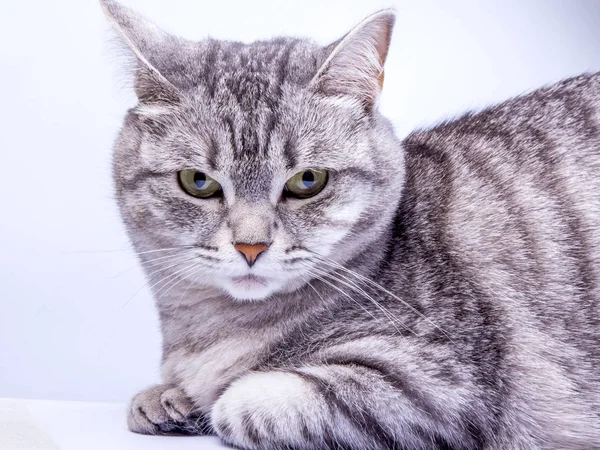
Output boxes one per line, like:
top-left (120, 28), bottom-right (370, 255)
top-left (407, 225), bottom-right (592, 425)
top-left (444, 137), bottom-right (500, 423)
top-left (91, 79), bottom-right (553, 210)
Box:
top-left (234, 243), bottom-right (269, 267)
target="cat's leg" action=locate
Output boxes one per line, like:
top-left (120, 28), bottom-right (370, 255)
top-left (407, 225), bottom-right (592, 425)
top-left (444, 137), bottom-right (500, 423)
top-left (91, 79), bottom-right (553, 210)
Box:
top-left (128, 384), bottom-right (210, 435)
top-left (211, 366), bottom-right (479, 450)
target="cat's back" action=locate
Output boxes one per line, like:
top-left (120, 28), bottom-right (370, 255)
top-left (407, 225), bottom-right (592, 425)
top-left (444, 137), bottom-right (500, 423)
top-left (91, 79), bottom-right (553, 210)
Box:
top-left (405, 72), bottom-right (600, 169)
top-left (394, 73), bottom-right (600, 447)
top-left (401, 71), bottom-right (600, 251)
top-left (399, 71), bottom-right (600, 328)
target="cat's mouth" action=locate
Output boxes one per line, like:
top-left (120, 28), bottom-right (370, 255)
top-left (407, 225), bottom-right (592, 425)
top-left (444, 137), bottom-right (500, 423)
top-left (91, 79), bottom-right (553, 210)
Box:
top-left (231, 275), bottom-right (269, 289)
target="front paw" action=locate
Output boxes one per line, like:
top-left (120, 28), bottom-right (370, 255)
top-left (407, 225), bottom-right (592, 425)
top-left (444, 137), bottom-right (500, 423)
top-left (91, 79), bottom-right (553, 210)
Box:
top-left (128, 384), bottom-right (209, 435)
top-left (211, 371), bottom-right (325, 449)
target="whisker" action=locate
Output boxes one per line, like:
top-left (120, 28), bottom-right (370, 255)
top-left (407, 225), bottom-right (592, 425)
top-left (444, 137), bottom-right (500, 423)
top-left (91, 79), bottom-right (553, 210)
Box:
top-left (300, 266), bottom-right (381, 324)
top-left (144, 256), bottom-right (197, 280)
top-left (155, 262), bottom-right (206, 301)
top-left (160, 268), bottom-right (210, 356)
top-left (139, 252), bottom-right (193, 264)
top-left (132, 246), bottom-right (197, 256)
top-left (313, 268), bottom-right (417, 336)
top-left (138, 253), bottom-right (196, 269)
top-left (119, 257), bottom-right (198, 309)
top-left (67, 245), bottom-right (195, 255)
top-left (282, 257), bottom-right (314, 264)
top-left (305, 279), bottom-right (326, 303)
top-left (177, 270), bottom-right (206, 305)
top-left (110, 252), bottom-right (194, 279)
top-left (303, 264), bottom-right (411, 336)
top-left (311, 253), bottom-right (454, 343)
top-left (302, 276), bottom-right (405, 350)
top-left (148, 260), bottom-right (206, 294)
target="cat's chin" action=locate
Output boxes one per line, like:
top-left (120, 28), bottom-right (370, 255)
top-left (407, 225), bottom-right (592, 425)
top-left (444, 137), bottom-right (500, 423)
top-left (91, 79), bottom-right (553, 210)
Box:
top-left (221, 275), bottom-right (281, 302)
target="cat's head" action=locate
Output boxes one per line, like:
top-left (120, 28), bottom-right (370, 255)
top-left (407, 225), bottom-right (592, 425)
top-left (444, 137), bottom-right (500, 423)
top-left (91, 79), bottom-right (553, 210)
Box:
top-left (102, 0), bottom-right (404, 301)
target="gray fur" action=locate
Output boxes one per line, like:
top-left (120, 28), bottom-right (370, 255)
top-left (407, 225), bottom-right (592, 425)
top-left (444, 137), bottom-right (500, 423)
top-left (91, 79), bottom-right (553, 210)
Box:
top-left (101, 0), bottom-right (600, 448)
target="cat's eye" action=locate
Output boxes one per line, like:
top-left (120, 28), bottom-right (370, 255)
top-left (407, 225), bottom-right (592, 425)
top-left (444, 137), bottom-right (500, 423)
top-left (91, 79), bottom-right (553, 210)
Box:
top-left (178, 169), bottom-right (222, 198)
top-left (284, 169), bottom-right (328, 199)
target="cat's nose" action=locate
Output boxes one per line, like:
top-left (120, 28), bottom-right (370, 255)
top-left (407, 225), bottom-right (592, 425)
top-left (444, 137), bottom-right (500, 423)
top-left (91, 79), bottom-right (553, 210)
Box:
top-left (234, 243), bottom-right (269, 267)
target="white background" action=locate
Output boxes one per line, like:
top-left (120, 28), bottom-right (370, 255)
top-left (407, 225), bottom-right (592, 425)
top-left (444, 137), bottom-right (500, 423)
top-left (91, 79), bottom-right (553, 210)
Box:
top-left (2, 0), bottom-right (600, 403)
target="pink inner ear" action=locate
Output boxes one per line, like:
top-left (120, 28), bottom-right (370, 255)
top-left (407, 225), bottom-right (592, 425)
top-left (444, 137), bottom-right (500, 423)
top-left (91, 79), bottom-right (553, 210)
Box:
top-left (375, 21), bottom-right (392, 66)
top-left (371, 16), bottom-right (392, 90)
top-left (378, 71), bottom-right (385, 89)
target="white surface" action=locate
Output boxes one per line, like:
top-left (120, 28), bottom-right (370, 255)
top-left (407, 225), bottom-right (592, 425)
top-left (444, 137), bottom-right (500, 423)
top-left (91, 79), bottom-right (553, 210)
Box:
top-left (2, 0), bottom-right (600, 403)
top-left (0, 398), bottom-right (229, 450)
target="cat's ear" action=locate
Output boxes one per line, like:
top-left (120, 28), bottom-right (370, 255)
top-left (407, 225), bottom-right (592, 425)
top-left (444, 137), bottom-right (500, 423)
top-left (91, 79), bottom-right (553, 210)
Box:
top-left (311, 9), bottom-right (396, 110)
top-left (100, 0), bottom-right (181, 105)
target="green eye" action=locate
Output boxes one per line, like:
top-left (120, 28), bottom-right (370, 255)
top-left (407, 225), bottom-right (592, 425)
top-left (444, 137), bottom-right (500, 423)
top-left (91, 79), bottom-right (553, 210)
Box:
top-left (284, 169), bottom-right (328, 199)
top-left (178, 169), bottom-right (222, 198)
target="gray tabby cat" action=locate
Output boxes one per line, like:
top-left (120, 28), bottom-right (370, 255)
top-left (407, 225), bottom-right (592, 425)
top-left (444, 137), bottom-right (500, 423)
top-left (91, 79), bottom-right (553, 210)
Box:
top-left (100, 0), bottom-right (600, 448)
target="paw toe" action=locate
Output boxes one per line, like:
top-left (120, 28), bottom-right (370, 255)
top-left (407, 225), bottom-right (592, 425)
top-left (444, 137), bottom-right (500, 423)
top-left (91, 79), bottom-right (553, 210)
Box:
top-left (127, 385), bottom-right (172, 434)
top-left (160, 387), bottom-right (194, 422)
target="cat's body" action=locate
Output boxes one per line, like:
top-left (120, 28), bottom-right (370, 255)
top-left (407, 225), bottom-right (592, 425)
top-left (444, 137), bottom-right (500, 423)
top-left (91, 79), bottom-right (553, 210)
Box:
top-left (101, 1), bottom-right (600, 448)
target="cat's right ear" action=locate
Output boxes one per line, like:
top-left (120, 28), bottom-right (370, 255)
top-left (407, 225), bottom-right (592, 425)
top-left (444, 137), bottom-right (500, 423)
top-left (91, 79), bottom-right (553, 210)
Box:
top-left (100, 0), bottom-right (181, 105)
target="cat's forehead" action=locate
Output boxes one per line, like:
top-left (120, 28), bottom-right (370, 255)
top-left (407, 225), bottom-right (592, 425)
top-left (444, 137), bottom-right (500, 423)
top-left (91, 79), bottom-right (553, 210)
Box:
top-left (178, 38), bottom-right (321, 103)
top-left (163, 39), bottom-right (322, 157)
top-left (204, 38), bottom-right (318, 76)
top-left (154, 40), bottom-right (330, 170)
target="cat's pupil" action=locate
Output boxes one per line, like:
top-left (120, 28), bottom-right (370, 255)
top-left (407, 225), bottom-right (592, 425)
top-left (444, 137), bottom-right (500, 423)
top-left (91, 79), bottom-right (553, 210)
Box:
top-left (194, 172), bottom-right (207, 189)
top-left (301, 171), bottom-right (315, 188)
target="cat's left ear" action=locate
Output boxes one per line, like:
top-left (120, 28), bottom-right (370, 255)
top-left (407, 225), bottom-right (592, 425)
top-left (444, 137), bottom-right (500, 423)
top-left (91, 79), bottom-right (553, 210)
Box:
top-left (311, 9), bottom-right (396, 110)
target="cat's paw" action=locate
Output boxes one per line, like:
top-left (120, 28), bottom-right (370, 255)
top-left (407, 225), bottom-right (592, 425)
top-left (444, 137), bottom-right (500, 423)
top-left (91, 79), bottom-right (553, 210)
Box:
top-left (128, 384), bottom-right (208, 435)
top-left (211, 371), bottom-right (325, 449)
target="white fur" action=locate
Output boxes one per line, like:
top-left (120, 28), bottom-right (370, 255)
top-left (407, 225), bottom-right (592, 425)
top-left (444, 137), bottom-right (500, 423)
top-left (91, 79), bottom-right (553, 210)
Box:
top-left (211, 371), bottom-right (326, 447)
top-left (162, 339), bottom-right (263, 410)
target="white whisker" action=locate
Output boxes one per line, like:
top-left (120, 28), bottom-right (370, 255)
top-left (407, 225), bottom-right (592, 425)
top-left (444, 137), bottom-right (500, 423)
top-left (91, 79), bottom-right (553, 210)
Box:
top-left (159, 269), bottom-right (211, 357)
top-left (306, 264), bottom-right (414, 336)
top-left (67, 245), bottom-right (194, 255)
top-left (132, 246), bottom-right (196, 257)
top-left (119, 257), bottom-right (198, 309)
top-left (301, 266), bottom-right (381, 324)
top-left (312, 254), bottom-right (454, 343)
top-left (110, 252), bottom-right (194, 279)
top-left (155, 262), bottom-right (206, 301)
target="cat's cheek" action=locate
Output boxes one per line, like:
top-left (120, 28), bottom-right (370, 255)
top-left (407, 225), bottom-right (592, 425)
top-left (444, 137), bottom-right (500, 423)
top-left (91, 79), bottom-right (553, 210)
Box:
top-left (210, 371), bottom-right (326, 449)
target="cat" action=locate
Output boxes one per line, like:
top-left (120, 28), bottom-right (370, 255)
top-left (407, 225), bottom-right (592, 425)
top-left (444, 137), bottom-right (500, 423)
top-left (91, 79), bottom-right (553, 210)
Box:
top-left (100, 0), bottom-right (600, 448)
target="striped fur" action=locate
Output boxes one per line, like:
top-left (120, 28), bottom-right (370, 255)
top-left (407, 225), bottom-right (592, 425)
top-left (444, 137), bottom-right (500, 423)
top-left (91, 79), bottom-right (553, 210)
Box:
top-left (102, 1), bottom-right (600, 448)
